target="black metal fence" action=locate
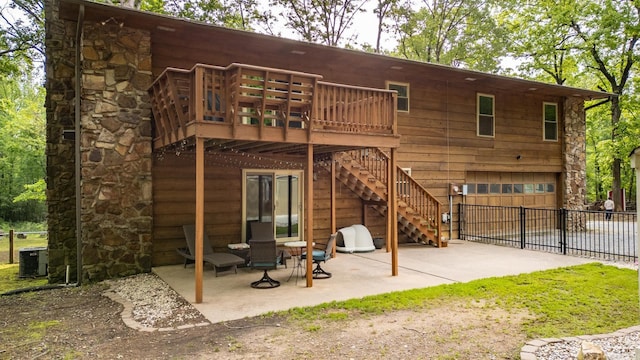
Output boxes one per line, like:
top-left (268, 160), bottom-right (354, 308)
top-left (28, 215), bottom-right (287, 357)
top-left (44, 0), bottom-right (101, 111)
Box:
top-left (459, 204), bottom-right (638, 262)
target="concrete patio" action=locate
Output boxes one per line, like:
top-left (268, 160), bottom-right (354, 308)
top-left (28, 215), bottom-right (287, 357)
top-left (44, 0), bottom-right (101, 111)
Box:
top-left (153, 239), bottom-right (596, 324)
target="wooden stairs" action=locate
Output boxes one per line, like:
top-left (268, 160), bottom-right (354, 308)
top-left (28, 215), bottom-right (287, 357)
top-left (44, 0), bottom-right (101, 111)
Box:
top-left (331, 149), bottom-right (444, 247)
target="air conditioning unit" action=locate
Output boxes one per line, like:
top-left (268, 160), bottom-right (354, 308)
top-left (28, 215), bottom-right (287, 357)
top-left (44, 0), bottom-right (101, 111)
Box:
top-left (19, 247), bottom-right (48, 278)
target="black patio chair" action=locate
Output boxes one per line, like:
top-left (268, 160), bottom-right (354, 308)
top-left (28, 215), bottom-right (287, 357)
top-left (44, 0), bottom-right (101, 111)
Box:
top-left (249, 239), bottom-right (281, 289)
top-left (301, 234), bottom-right (336, 279)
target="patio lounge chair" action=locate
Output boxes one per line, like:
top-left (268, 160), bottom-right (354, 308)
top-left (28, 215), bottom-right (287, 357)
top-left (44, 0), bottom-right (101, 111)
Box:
top-left (301, 233), bottom-right (336, 279)
top-left (177, 224), bottom-right (245, 277)
top-left (249, 239), bottom-right (281, 288)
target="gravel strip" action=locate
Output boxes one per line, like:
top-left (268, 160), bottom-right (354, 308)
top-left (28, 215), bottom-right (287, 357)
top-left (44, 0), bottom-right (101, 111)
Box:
top-left (534, 333), bottom-right (640, 360)
top-left (104, 273), bottom-right (208, 329)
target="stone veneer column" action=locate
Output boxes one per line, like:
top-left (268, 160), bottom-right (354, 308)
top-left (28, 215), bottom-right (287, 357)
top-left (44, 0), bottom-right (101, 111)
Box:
top-left (46, 2), bottom-right (154, 282)
top-left (79, 23), bottom-right (153, 281)
top-left (562, 96), bottom-right (587, 231)
top-left (45, 0), bottom-right (78, 282)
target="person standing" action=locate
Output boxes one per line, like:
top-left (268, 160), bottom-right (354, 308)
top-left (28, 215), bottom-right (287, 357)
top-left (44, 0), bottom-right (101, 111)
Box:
top-left (604, 196), bottom-right (615, 221)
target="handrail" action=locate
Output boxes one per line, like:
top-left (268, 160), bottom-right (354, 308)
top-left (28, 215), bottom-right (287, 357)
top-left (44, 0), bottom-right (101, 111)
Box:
top-left (344, 148), bottom-right (442, 237)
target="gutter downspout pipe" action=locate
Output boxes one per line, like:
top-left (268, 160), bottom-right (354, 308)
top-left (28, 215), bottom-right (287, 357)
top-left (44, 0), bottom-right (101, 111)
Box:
top-left (74, 4), bottom-right (85, 286)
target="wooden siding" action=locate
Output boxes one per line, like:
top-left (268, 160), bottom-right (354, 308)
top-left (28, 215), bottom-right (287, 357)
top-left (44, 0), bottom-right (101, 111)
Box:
top-left (153, 152), bottom-right (387, 266)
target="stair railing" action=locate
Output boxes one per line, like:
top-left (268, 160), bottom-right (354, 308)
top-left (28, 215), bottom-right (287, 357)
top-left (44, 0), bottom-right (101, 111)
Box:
top-left (343, 148), bottom-right (441, 239)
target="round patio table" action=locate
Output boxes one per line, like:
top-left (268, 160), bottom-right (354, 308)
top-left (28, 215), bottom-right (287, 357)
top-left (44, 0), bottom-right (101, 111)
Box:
top-left (284, 241), bottom-right (314, 283)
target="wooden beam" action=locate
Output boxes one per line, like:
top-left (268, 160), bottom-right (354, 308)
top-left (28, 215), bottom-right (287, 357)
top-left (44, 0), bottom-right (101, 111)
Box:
top-left (390, 147), bottom-right (398, 276)
top-left (330, 153), bottom-right (336, 257)
top-left (194, 66), bottom-right (204, 123)
top-left (195, 136), bottom-right (205, 303)
top-left (386, 151), bottom-right (392, 253)
top-left (305, 144), bottom-right (314, 287)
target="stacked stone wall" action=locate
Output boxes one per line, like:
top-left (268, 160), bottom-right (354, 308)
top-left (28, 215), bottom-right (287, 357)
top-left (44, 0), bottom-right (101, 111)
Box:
top-left (562, 97), bottom-right (587, 231)
top-left (45, 0), bottom-right (154, 282)
top-left (45, 0), bottom-right (78, 282)
top-left (79, 23), bottom-right (153, 281)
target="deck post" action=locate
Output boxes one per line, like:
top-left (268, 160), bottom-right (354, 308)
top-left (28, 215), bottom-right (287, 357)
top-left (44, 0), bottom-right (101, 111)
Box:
top-left (195, 136), bottom-right (205, 303)
top-left (390, 148), bottom-right (398, 276)
top-left (306, 144), bottom-right (314, 287)
top-left (330, 153), bottom-right (336, 257)
top-left (194, 66), bottom-right (204, 123)
top-left (386, 151), bottom-right (392, 253)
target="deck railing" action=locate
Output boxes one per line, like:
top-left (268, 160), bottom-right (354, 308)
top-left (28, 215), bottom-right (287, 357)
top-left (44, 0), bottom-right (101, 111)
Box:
top-left (149, 63), bottom-right (397, 146)
top-left (312, 82), bottom-right (397, 134)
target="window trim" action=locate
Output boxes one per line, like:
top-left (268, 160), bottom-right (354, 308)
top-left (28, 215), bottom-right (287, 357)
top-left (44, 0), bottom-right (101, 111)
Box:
top-left (543, 102), bottom-right (558, 141)
top-left (386, 81), bottom-right (410, 113)
top-left (477, 93), bottom-right (495, 138)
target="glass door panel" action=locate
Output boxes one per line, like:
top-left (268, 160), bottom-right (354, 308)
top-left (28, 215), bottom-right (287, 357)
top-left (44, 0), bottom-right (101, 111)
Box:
top-left (275, 174), bottom-right (300, 240)
top-left (244, 170), bottom-right (302, 243)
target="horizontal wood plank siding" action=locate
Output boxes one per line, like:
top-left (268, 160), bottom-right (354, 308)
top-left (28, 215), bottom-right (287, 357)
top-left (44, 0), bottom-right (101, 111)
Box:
top-left (153, 153), bottom-right (387, 266)
top-left (144, 17), bottom-right (572, 250)
top-left (152, 154), bottom-right (243, 266)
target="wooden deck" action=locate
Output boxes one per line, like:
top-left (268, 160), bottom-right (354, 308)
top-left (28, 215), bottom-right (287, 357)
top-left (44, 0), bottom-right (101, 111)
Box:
top-left (149, 63), bottom-right (400, 153)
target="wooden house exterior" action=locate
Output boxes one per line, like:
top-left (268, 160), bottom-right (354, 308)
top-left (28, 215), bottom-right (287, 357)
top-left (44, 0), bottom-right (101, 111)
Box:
top-left (45, 0), bottom-right (608, 295)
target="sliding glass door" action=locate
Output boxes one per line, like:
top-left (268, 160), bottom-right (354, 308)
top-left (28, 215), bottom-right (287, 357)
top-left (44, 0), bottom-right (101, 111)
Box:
top-left (243, 170), bottom-right (303, 243)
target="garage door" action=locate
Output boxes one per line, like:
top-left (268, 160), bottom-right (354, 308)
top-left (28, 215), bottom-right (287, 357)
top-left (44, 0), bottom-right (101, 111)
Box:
top-left (464, 172), bottom-right (558, 208)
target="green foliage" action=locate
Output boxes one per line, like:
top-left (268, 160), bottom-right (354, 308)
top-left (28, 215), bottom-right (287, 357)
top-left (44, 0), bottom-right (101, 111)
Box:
top-left (284, 263), bottom-right (638, 338)
top-left (0, 0), bottom-right (44, 75)
top-left (160, 0), bottom-right (261, 30)
top-left (13, 179), bottom-right (46, 203)
top-left (390, 0), bottom-right (507, 72)
top-left (0, 75), bottom-right (46, 222)
top-left (499, 0), bottom-right (639, 205)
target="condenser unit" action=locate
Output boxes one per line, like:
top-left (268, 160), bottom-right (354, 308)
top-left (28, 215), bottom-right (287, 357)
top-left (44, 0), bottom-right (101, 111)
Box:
top-left (19, 247), bottom-right (48, 278)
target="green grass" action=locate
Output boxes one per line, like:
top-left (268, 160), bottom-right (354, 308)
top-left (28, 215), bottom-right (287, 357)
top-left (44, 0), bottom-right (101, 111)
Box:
top-left (284, 263), bottom-right (639, 339)
top-left (0, 264), bottom-right (48, 293)
top-left (0, 235), bottom-right (48, 264)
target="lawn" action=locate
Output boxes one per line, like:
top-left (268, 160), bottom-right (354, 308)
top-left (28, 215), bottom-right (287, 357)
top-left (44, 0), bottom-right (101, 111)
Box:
top-left (0, 233), bottom-right (47, 264)
top-left (0, 231), bottom-right (49, 293)
top-left (287, 262), bottom-right (639, 339)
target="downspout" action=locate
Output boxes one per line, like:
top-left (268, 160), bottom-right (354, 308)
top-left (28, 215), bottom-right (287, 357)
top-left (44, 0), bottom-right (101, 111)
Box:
top-left (74, 4), bottom-right (85, 286)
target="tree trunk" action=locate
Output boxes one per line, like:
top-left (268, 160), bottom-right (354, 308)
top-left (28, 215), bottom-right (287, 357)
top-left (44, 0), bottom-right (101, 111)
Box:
top-left (610, 96), bottom-right (622, 211)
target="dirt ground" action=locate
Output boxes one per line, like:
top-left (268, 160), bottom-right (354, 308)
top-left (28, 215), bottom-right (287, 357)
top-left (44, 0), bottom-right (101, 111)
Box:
top-left (0, 281), bottom-right (532, 360)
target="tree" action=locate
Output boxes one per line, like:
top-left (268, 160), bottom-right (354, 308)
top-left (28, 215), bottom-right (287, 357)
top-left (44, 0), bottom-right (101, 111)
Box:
top-left (0, 0), bottom-right (44, 75)
top-left (163, 0), bottom-right (261, 29)
top-left (265, 0), bottom-right (367, 46)
top-left (501, 0), bottom-right (639, 209)
top-left (371, 0), bottom-right (402, 53)
top-left (0, 74), bottom-right (46, 222)
top-left (566, 0), bottom-right (639, 211)
top-left (391, 0), bottom-right (507, 72)
top-left (497, 0), bottom-right (580, 85)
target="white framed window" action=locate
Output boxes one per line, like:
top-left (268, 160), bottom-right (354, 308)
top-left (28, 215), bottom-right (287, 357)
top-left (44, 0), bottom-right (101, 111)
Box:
top-left (543, 102), bottom-right (558, 141)
top-left (477, 93), bottom-right (495, 137)
top-left (386, 81), bottom-right (410, 112)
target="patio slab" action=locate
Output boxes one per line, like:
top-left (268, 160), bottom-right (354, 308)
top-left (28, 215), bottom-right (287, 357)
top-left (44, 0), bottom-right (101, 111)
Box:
top-left (153, 239), bottom-right (595, 324)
